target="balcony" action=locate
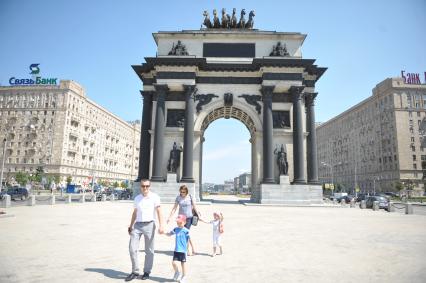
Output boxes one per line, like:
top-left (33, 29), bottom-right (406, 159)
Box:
top-left (69, 129), bottom-right (79, 138)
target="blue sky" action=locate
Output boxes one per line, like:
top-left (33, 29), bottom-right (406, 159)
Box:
top-left (1, 0), bottom-right (425, 184)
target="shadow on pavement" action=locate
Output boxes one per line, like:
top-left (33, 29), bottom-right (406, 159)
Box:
top-left (85, 268), bottom-right (175, 282)
top-left (84, 268), bottom-right (128, 279)
top-left (148, 276), bottom-right (175, 282)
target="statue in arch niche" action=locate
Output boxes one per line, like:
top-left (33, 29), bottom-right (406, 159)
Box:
top-left (167, 142), bottom-right (182, 173)
top-left (274, 144), bottom-right (288, 175)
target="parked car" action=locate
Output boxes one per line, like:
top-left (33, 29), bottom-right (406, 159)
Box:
top-left (356, 194), bottom-right (368, 202)
top-left (0, 190), bottom-right (7, 200)
top-left (384, 192), bottom-right (398, 198)
top-left (113, 189), bottom-right (132, 200)
top-left (7, 187), bottom-right (29, 200)
top-left (337, 195), bottom-right (354, 204)
top-left (365, 196), bottom-right (389, 210)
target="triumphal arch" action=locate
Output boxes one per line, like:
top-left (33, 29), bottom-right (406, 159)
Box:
top-left (132, 9), bottom-right (326, 204)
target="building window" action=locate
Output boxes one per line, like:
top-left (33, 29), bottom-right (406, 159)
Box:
top-left (413, 155), bottom-right (417, 161)
top-left (413, 163), bottom-right (417, 169)
top-left (411, 137), bottom-right (415, 142)
top-left (409, 119), bottom-right (413, 126)
top-left (409, 111), bottom-right (413, 117)
top-left (412, 145), bottom-right (416, 151)
top-left (418, 112), bottom-right (421, 117)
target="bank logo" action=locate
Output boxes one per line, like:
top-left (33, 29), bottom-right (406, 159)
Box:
top-left (29, 63), bottom-right (40, 75)
top-left (9, 64), bottom-right (57, 86)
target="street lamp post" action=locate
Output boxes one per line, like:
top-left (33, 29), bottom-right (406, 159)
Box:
top-left (0, 138), bottom-right (7, 192)
top-left (321, 162), bottom-right (334, 196)
top-left (373, 176), bottom-right (380, 195)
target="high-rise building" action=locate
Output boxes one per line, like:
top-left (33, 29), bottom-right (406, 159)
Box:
top-left (0, 80), bottom-right (140, 188)
top-left (317, 77), bottom-right (426, 196)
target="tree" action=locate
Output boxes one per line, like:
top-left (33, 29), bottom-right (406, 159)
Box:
top-left (66, 176), bottom-right (72, 185)
top-left (113, 181), bottom-right (119, 188)
top-left (394, 181), bottom-right (403, 192)
top-left (15, 172), bottom-right (29, 186)
top-left (99, 179), bottom-right (109, 187)
top-left (34, 166), bottom-right (44, 183)
top-left (53, 174), bottom-right (60, 185)
top-left (121, 181), bottom-right (128, 189)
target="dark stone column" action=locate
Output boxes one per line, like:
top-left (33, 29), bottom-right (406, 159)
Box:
top-left (181, 85), bottom-right (196, 183)
top-left (136, 91), bottom-right (153, 181)
top-left (290, 86), bottom-right (306, 184)
top-left (151, 84), bottom-right (168, 182)
top-left (261, 85), bottom-right (275, 184)
top-left (305, 92), bottom-right (319, 184)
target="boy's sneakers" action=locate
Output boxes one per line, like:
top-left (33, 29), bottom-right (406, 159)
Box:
top-left (173, 271), bottom-right (181, 281)
top-left (179, 276), bottom-right (186, 283)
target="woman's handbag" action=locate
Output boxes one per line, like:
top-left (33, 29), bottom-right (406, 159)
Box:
top-left (190, 194), bottom-right (199, 226)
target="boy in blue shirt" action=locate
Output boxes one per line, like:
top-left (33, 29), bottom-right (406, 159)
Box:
top-left (166, 214), bottom-right (194, 282)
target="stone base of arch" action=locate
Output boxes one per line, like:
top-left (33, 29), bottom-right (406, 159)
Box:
top-left (254, 183), bottom-right (323, 205)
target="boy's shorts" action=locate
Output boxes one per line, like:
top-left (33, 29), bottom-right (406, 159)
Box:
top-left (173, 251), bottom-right (186, 262)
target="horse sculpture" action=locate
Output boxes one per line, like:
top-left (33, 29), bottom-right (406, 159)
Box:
top-left (221, 8), bottom-right (230, 28)
top-left (230, 8), bottom-right (237, 28)
top-left (212, 9), bottom-right (221, 28)
top-left (237, 9), bottom-right (246, 28)
top-left (245, 10), bottom-right (255, 29)
top-left (203, 10), bottom-right (212, 28)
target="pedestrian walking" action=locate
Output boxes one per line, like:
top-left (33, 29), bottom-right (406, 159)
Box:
top-left (165, 214), bottom-right (194, 283)
top-left (201, 212), bottom-right (224, 257)
top-left (167, 185), bottom-right (200, 255)
top-left (125, 180), bottom-right (164, 281)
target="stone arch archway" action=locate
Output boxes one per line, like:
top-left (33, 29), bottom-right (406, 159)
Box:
top-left (132, 27), bottom-right (326, 204)
top-left (201, 106), bottom-right (257, 134)
top-left (195, 105), bottom-right (262, 200)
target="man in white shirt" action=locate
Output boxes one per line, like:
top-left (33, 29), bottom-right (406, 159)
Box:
top-left (126, 180), bottom-right (164, 281)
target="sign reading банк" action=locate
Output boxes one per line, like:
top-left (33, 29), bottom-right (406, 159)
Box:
top-left (401, 70), bottom-right (426, 85)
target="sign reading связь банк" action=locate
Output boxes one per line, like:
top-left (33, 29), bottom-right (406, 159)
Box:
top-left (9, 64), bottom-right (58, 85)
top-left (401, 70), bottom-right (426, 85)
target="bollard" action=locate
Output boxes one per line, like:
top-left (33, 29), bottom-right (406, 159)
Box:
top-left (341, 200), bottom-right (346, 207)
top-left (3, 195), bottom-right (11, 208)
top-left (27, 195), bottom-right (36, 206)
top-left (111, 194), bottom-right (115, 201)
top-left (101, 194), bottom-right (106, 202)
top-left (91, 194), bottom-right (96, 202)
top-left (80, 194), bottom-right (85, 203)
top-left (350, 199), bottom-right (355, 208)
top-left (360, 200), bottom-right (366, 209)
top-left (388, 202), bottom-right (395, 212)
top-left (50, 195), bottom-right (56, 205)
top-left (66, 195), bottom-right (72, 204)
top-left (405, 203), bottom-right (413, 215)
top-left (333, 199), bottom-right (337, 205)
top-left (372, 201), bottom-right (379, 211)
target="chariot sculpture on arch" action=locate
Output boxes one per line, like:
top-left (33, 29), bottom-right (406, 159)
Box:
top-left (202, 8), bottom-right (255, 29)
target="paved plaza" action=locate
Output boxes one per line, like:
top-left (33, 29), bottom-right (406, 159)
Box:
top-left (1, 195), bottom-right (426, 283)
